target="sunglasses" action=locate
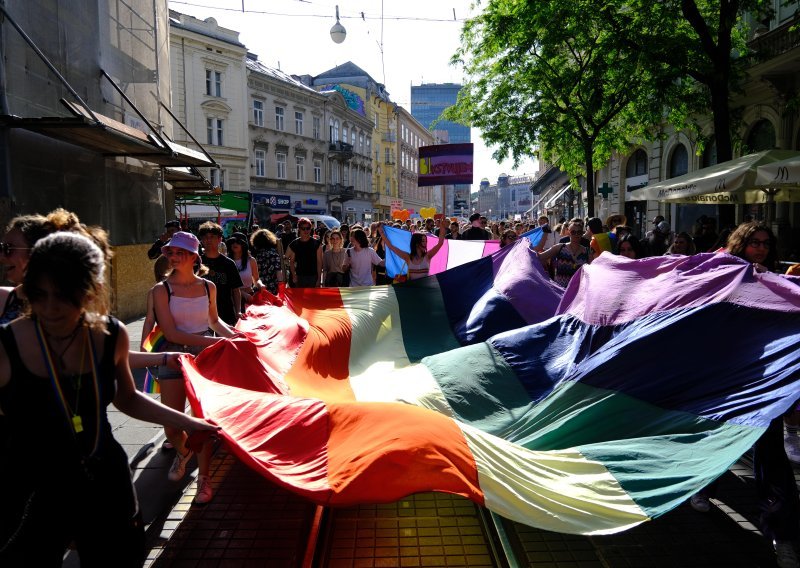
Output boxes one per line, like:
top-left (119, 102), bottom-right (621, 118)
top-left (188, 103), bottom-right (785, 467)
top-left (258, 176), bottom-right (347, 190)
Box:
top-left (569, 230), bottom-right (582, 236)
top-left (746, 239), bottom-right (770, 249)
top-left (0, 242), bottom-right (30, 257)
top-left (299, 226), bottom-right (312, 231)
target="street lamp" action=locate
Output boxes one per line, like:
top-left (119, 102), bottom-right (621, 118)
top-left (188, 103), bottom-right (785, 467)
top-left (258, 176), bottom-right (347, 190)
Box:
top-left (330, 5), bottom-right (346, 44)
top-left (489, 208), bottom-right (492, 220)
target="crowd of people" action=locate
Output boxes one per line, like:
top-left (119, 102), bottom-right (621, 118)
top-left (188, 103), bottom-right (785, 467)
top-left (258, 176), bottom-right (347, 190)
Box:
top-left (0, 206), bottom-right (798, 566)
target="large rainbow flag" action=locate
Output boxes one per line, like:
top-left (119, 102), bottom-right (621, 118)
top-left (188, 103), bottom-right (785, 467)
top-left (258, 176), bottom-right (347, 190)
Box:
top-left (182, 242), bottom-right (800, 535)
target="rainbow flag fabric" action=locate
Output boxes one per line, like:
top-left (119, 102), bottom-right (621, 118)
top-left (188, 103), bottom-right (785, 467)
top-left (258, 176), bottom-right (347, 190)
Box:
top-left (142, 325), bottom-right (167, 353)
top-left (142, 368), bottom-right (160, 394)
top-left (181, 244), bottom-right (800, 535)
top-left (382, 224), bottom-right (500, 279)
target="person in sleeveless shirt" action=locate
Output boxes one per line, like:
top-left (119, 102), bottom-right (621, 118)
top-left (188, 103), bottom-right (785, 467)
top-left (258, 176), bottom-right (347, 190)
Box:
top-left (152, 232), bottom-right (237, 505)
top-left (226, 234), bottom-right (259, 309)
top-left (378, 224), bottom-right (446, 281)
top-left (322, 229), bottom-right (350, 287)
top-left (537, 220), bottom-right (590, 288)
top-left (0, 210), bottom-right (183, 455)
top-left (0, 232), bottom-right (217, 567)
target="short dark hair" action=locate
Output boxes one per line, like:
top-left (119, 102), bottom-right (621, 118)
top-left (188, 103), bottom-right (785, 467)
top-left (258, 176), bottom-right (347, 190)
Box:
top-left (469, 212), bottom-right (481, 222)
top-left (587, 217), bottom-right (603, 234)
top-left (198, 221), bottom-right (223, 237)
top-left (165, 219), bottom-right (181, 229)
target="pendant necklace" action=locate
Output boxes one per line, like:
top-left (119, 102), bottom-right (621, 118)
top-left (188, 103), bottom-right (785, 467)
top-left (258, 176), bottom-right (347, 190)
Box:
top-left (33, 318), bottom-right (101, 455)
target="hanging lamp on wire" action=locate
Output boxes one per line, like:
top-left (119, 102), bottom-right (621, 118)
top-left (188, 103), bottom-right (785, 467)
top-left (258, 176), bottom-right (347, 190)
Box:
top-left (330, 5), bottom-right (346, 44)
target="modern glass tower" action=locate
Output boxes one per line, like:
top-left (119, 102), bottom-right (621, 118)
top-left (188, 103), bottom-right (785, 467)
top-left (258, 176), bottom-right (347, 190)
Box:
top-left (411, 83), bottom-right (471, 215)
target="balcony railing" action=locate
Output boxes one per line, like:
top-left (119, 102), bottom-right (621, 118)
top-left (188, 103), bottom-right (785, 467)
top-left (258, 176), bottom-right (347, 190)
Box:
top-left (328, 183), bottom-right (355, 202)
top-left (328, 141), bottom-right (354, 160)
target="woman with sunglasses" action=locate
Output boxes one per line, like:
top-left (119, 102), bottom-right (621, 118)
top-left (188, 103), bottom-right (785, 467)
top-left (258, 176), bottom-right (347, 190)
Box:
top-left (536, 221), bottom-right (590, 288)
top-left (0, 210), bottom-right (110, 325)
top-left (689, 222), bottom-right (798, 566)
top-left (322, 229), bottom-right (350, 287)
top-left (0, 211), bottom-right (181, 369)
top-left (725, 221), bottom-right (777, 272)
top-left (286, 218), bottom-right (322, 288)
top-left (0, 232), bottom-right (218, 566)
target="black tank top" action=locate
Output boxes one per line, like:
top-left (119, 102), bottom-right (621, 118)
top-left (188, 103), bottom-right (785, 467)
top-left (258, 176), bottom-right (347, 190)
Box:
top-left (0, 317), bottom-right (121, 483)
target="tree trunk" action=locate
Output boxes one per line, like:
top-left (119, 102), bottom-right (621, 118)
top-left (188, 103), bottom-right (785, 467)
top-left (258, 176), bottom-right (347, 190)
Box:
top-left (584, 144), bottom-right (595, 218)
top-left (709, 78), bottom-right (733, 162)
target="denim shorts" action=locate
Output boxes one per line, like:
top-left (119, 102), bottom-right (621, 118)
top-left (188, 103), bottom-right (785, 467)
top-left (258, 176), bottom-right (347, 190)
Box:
top-left (157, 334), bottom-right (209, 380)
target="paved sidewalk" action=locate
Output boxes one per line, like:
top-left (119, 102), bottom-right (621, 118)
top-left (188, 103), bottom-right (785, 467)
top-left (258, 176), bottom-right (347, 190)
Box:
top-left (65, 316), bottom-right (799, 567)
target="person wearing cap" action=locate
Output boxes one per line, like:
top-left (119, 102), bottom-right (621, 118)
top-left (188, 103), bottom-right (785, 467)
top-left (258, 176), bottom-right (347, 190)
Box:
top-left (198, 222), bottom-right (244, 325)
top-left (152, 230), bottom-right (238, 505)
top-left (461, 212), bottom-right (491, 240)
top-left (147, 220), bottom-right (181, 260)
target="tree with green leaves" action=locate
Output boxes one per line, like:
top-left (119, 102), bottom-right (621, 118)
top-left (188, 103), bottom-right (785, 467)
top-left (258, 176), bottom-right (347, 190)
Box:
top-left (445, 0), bottom-right (677, 217)
top-left (623, 0), bottom-right (773, 162)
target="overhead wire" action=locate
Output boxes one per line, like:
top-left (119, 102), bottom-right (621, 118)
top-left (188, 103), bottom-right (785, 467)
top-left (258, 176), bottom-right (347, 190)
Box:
top-left (169, 0), bottom-right (466, 22)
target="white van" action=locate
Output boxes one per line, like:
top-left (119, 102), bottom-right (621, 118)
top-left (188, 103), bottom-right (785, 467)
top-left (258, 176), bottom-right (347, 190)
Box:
top-left (300, 214), bottom-right (341, 231)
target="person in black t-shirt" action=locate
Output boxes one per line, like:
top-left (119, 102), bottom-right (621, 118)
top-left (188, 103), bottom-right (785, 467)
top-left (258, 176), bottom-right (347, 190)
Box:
top-left (461, 213), bottom-right (492, 240)
top-left (147, 220), bottom-right (180, 260)
top-left (198, 222), bottom-right (243, 325)
top-left (286, 217), bottom-right (322, 288)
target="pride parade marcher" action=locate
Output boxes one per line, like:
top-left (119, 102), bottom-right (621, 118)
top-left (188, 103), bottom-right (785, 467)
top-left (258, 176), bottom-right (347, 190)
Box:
top-left (687, 221), bottom-right (799, 568)
top-left (152, 231), bottom-right (238, 505)
top-left (378, 224), bottom-right (445, 280)
top-left (0, 232), bottom-right (218, 566)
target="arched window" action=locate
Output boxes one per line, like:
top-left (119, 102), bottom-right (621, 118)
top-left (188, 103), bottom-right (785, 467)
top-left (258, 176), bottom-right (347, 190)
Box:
top-left (746, 119), bottom-right (776, 152)
top-left (625, 149), bottom-right (647, 177)
top-left (669, 144), bottom-right (688, 178)
top-left (701, 138), bottom-right (717, 168)
top-left (334, 120), bottom-right (340, 142)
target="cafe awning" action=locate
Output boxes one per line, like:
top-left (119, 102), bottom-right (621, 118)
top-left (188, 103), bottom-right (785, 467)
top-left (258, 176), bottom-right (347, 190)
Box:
top-left (756, 155), bottom-right (800, 189)
top-left (164, 167), bottom-right (215, 194)
top-left (0, 7), bottom-right (216, 170)
top-left (627, 149), bottom-right (800, 204)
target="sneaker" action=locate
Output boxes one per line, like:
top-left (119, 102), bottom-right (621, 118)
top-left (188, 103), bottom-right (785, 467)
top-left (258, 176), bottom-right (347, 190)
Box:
top-left (785, 436), bottom-right (800, 465)
top-left (161, 440), bottom-right (174, 452)
top-left (774, 540), bottom-right (800, 568)
top-left (690, 493), bottom-right (711, 513)
top-left (167, 449), bottom-right (193, 482)
top-left (195, 475), bottom-right (213, 505)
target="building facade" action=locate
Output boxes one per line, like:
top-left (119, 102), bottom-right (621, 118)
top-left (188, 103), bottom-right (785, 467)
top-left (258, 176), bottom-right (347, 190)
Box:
top-left (169, 11), bottom-right (249, 198)
top-left (396, 107), bottom-right (436, 217)
top-left (246, 55), bottom-right (373, 225)
top-left (585, 5), bottom-right (800, 258)
top-left (0, 0), bottom-right (211, 318)
top-left (305, 62), bottom-right (396, 221)
top-left (410, 83), bottom-right (471, 217)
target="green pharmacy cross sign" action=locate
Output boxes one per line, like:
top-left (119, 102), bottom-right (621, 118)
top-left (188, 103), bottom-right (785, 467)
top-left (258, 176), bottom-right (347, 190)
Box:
top-left (598, 182), bottom-right (613, 198)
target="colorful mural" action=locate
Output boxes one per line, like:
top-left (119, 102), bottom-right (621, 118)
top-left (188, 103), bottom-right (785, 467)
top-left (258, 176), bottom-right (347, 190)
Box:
top-left (319, 84), bottom-right (366, 116)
